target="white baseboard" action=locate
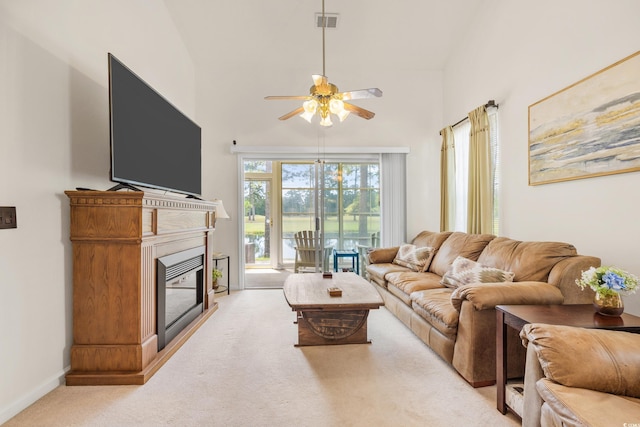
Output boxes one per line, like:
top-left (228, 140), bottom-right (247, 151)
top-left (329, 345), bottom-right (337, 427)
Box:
top-left (0, 366), bottom-right (69, 425)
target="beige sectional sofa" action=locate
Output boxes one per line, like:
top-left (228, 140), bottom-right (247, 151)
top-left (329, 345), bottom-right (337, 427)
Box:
top-left (521, 323), bottom-right (640, 427)
top-left (366, 230), bottom-right (600, 387)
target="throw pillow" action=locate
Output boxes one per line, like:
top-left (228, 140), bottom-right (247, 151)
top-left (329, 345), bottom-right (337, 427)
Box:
top-left (392, 244), bottom-right (435, 272)
top-left (441, 256), bottom-right (515, 289)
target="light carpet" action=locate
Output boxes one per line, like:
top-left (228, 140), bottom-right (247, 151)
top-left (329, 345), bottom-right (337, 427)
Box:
top-left (5, 290), bottom-right (519, 426)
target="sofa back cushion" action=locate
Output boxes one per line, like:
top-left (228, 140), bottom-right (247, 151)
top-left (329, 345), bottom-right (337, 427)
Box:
top-left (429, 232), bottom-right (496, 277)
top-left (476, 237), bottom-right (577, 282)
top-left (411, 231), bottom-right (453, 251)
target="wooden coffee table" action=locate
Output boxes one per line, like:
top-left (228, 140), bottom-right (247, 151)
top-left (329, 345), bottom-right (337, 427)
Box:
top-left (283, 272), bottom-right (384, 346)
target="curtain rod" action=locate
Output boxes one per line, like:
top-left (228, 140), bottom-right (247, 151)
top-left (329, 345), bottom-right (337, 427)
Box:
top-left (439, 100), bottom-right (498, 135)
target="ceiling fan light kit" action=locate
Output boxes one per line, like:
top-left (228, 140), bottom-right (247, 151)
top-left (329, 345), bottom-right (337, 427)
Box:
top-left (265, 0), bottom-right (381, 127)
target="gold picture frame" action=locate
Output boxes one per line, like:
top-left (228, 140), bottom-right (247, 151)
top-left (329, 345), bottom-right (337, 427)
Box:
top-left (528, 50), bottom-right (640, 185)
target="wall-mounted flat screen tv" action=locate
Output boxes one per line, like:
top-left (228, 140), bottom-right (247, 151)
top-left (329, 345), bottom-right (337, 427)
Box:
top-left (108, 53), bottom-right (202, 197)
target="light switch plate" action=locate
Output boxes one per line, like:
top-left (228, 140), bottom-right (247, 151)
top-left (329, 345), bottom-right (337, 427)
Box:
top-left (0, 207), bottom-right (17, 229)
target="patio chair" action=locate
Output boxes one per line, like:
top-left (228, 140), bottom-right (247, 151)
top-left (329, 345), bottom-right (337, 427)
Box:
top-left (293, 230), bottom-right (331, 273)
top-left (356, 231), bottom-right (380, 278)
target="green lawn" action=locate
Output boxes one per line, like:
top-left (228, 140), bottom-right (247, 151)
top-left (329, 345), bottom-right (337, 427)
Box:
top-left (244, 215), bottom-right (379, 237)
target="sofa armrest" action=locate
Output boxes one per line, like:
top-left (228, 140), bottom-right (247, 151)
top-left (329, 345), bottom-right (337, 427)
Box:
top-left (367, 246), bottom-right (399, 264)
top-left (547, 255), bottom-right (600, 304)
top-left (520, 323), bottom-right (640, 398)
top-left (450, 281), bottom-right (564, 311)
top-left (522, 339), bottom-right (545, 427)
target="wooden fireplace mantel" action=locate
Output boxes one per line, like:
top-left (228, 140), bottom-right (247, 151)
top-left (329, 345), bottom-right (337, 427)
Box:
top-left (64, 190), bottom-right (219, 385)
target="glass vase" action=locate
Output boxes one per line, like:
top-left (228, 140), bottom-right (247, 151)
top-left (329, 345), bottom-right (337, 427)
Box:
top-left (593, 292), bottom-right (624, 316)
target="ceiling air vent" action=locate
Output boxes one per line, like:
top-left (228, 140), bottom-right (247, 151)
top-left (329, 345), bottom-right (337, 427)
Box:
top-left (315, 13), bottom-right (339, 29)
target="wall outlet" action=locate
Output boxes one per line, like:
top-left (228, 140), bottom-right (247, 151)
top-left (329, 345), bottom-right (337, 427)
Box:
top-left (0, 207), bottom-right (17, 229)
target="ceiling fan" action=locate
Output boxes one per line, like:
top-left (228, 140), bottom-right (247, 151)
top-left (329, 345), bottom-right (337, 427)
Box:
top-left (264, 0), bottom-right (382, 127)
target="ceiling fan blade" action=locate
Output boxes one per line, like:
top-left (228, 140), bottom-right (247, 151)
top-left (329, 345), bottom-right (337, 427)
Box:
top-left (343, 102), bottom-right (375, 120)
top-left (278, 106), bottom-right (305, 121)
top-left (312, 74), bottom-right (328, 87)
top-left (340, 88), bottom-right (383, 100)
top-left (265, 95), bottom-right (310, 101)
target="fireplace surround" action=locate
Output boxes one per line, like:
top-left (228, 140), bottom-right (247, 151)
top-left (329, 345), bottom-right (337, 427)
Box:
top-left (65, 190), bottom-right (219, 385)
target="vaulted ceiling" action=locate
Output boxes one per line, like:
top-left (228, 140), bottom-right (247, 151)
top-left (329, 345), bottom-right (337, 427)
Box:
top-left (164, 0), bottom-right (484, 78)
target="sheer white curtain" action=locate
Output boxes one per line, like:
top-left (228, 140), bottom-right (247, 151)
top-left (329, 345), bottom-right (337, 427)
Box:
top-left (452, 121), bottom-right (470, 231)
top-left (488, 108), bottom-right (499, 235)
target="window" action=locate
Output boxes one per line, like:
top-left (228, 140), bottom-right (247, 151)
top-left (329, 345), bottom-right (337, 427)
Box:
top-left (281, 161), bottom-right (380, 264)
top-left (488, 110), bottom-right (500, 235)
top-left (331, 163), bottom-right (380, 249)
top-left (451, 108), bottom-right (499, 234)
top-left (243, 161), bottom-right (274, 267)
top-left (452, 121), bottom-right (470, 232)
top-left (234, 146), bottom-right (408, 287)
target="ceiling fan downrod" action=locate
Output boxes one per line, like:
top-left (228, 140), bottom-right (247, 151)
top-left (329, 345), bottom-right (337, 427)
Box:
top-left (322, 0), bottom-right (326, 77)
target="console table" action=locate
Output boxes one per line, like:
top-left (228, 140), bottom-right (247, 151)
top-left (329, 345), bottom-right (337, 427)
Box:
top-left (213, 253), bottom-right (230, 295)
top-left (65, 190), bottom-right (220, 385)
top-left (496, 304), bottom-right (640, 416)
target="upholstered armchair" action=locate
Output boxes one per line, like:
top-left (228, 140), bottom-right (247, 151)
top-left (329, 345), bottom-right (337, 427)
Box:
top-left (520, 323), bottom-right (640, 427)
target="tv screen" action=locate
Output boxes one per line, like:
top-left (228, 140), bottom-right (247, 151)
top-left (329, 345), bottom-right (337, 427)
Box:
top-left (108, 53), bottom-right (202, 197)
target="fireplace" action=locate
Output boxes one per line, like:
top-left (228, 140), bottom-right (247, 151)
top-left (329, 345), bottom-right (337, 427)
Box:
top-left (157, 246), bottom-right (205, 350)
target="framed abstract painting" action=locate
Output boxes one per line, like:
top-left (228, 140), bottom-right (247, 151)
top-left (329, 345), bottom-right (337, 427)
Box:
top-left (528, 50), bottom-right (640, 185)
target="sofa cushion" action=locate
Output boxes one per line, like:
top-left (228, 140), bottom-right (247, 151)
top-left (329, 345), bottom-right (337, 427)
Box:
top-left (388, 284), bottom-right (413, 305)
top-left (429, 232), bottom-right (496, 277)
top-left (392, 244), bottom-right (435, 272)
top-left (522, 324), bottom-right (640, 398)
top-left (476, 237), bottom-right (577, 282)
top-left (441, 256), bottom-right (515, 289)
top-left (411, 230), bottom-right (453, 251)
top-left (410, 289), bottom-right (458, 338)
top-left (366, 263), bottom-right (409, 288)
top-left (386, 271), bottom-right (445, 295)
top-left (537, 378), bottom-right (640, 427)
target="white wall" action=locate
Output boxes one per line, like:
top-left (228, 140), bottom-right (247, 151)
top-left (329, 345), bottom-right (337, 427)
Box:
top-left (443, 0), bottom-right (640, 314)
top-left (0, 1), bottom-right (195, 422)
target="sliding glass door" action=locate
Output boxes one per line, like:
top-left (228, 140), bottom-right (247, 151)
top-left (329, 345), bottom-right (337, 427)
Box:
top-left (244, 178), bottom-right (273, 267)
top-left (281, 162), bottom-right (322, 267)
top-left (323, 162), bottom-right (380, 250)
top-left (242, 158), bottom-right (380, 288)
top-left (243, 161), bottom-right (277, 273)
top-left (281, 161), bottom-right (380, 269)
